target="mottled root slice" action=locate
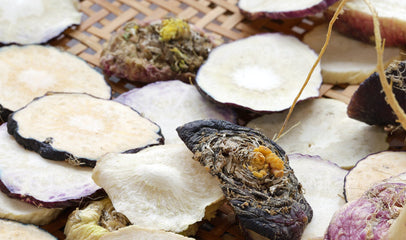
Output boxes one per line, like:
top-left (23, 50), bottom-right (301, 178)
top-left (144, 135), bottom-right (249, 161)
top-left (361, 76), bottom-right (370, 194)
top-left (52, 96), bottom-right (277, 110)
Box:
top-left (0, 0), bottom-right (81, 45)
top-left (303, 23), bottom-right (400, 84)
top-left (65, 198), bottom-right (130, 240)
top-left (344, 151), bottom-right (406, 202)
top-left (387, 204), bottom-right (406, 240)
top-left (114, 80), bottom-right (237, 144)
top-left (100, 226), bottom-right (195, 240)
top-left (0, 219), bottom-right (56, 239)
top-left (176, 119), bottom-right (313, 240)
top-left (7, 93), bottom-right (163, 167)
top-left (325, 182), bottom-right (406, 240)
top-left (347, 60), bottom-right (406, 126)
top-left (92, 144), bottom-right (224, 235)
top-left (0, 123), bottom-right (105, 208)
top-left (238, 0), bottom-right (339, 20)
top-left (288, 154), bottom-right (347, 240)
top-left (195, 33), bottom-right (322, 112)
top-left (0, 45), bottom-right (111, 121)
top-left (247, 98), bottom-right (388, 168)
top-left (100, 18), bottom-right (218, 83)
top-left (325, 0), bottom-right (406, 47)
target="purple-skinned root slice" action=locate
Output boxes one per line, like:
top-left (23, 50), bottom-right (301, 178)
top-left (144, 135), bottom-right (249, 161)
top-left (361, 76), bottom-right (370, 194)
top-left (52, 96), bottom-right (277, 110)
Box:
top-left (0, 0), bottom-right (82, 45)
top-left (7, 92), bottom-right (163, 167)
top-left (325, 0), bottom-right (406, 47)
top-left (344, 151), bottom-right (406, 203)
top-left (0, 219), bottom-right (56, 239)
top-left (195, 33), bottom-right (322, 113)
top-left (238, 0), bottom-right (339, 20)
top-left (347, 60), bottom-right (406, 126)
top-left (0, 45), bottom-right (112, 122)
top-left (114, 80), bottom-right (237, 144)
top-left (302, 23), bottom-right (400, 85)
top-left (176, 119), bottom-right (313, 240)
top-left (92, 144), bottom-right (224, 235)
top-left (65, 198), bottom-right (131, 240)
top-left (100, 18), bottom-right (219, 84)
top-left (325, 182), bottom-right (406, 240)
top-left (247, 98), bottom-right (388, 168)
top-left (0, 123), bottom-right (105, 209)
top-left (288, 154), bottom-right (347, 240)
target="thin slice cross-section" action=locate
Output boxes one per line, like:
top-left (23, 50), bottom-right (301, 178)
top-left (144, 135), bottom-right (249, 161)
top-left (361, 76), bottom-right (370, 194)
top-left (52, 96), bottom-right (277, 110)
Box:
top-left (7, 93), bottom-right (163, 167)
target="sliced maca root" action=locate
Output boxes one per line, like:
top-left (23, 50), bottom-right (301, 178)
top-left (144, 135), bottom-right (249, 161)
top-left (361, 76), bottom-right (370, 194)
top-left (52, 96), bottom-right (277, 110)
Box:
top-left (302, 23), bottom-right (400, 85)
top-left (347, 60), bottom-right (406, 126)
top-left (7, 92), bottom-right (163, 167)
top-left (0, 219), bottom-right (56, 239)
top-left (100, 226), bottom-right (195, 240)
top-left (325, 0), bottom-right (406, 47)
top-left (0, 0), bottom-right (81, 45)
top-left (0, 45), bottom-right (112, 122)
top-left (100, 18), bottom-right (218, 84)
top-left (0, 123), bottom-right (105, 209)
top-left (195, 33), bottom-right (322, 113)
top-left (176, 119), bottom-right (313, 240)
top-left (114, 80), bottom-right (237, 144)
top-left (238, 0), bottom-right (339, 20)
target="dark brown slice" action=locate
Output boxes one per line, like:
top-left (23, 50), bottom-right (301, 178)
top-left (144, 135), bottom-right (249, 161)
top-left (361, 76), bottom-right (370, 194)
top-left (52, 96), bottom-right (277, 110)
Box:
top-left (176, 119), bottom-right (312, 240)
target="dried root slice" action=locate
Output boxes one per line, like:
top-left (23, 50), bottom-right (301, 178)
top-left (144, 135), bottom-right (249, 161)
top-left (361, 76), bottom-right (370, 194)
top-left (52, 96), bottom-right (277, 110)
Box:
top-left (347, 60), bottom-right (406, 126)
top-left (176, 120), bottom-right (313, 240)
top-left (100, 226), bottom-right (195, 240)
top-left (288, 154), bottom-right (347, 240)
top-left (114, 80), bottom-right (237, 144)
top-left (344, 151), bottom-right (406, 202)
top-left (92, 144), bottom-right (224, 235)
top-left (303, 23), bottom-right (400, 84)
top-left (325, 0), bottom-right (406, 47)
top-left (100, 18), bottom-right (218, 83)
top-left (0, 45), bottom-right (111, 121)
top-left (387, 204), bottom-right (406, 240)
top-left (238, 0), bottom-right (339, 20)
top-left (0, 219), bottom-right (56, 239)
top-left (0, 123), bottom-right (104, 208)
top-left (195, 33), bottom-right (322, 113)
top-left (65, 198), bottom-right (130, 240)
top-left (7, 93), bottom-right (163, 167)
top-left (247, 98), bottom-right (388, 168)
top-left (0, 0), bottom-right (81, 45)
top-left (325, 182), bottom-right (406, 239)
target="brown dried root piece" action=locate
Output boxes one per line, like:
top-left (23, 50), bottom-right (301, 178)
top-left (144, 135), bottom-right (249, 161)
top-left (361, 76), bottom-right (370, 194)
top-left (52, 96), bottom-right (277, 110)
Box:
top-left (176, 119), bottom-right (312, 240)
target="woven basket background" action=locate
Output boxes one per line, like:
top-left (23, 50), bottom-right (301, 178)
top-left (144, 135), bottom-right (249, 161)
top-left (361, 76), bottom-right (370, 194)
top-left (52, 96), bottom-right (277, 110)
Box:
top-left (35, 0), bottom-right (371, 239)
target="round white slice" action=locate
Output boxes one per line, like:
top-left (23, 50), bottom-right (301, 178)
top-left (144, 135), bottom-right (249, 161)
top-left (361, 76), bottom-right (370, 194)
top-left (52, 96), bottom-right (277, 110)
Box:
top-left (0, 0), bottom-right (82, 44)
top-left (92, 144), bottom-right (224, 234)
top-left (115, 80), bottom-right (237, 144)
top-left (195, 33), bottom-right (322, 112)
top-left (303, 23), bottom-right (400, 84)
top-left (0, 219), bottom-right (56, 239)
top-left (0, 45), bottom-right (111, 117)
top-left (288, 153), bottom-right (347, 240)
top-left (344, 151), bottom-right (406, 202)
top-left (247, 98), bottom-right (388, 168)
top-left (100, 226), bottom-right (194, 240)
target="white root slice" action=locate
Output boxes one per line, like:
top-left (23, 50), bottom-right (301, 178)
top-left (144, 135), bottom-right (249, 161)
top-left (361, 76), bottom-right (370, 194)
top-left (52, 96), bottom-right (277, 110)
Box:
top-left (0, 45), bottom-right (111, 115)
top-left (0, 219), bottom-right (56, 239)
top-left (247, 98), bottom-right (388, 168)
top-left (303, 23), bottom-right (400, 84)
top-left (92, 144), bottom-right (224, 234)
top-left (0, 123), bottom-right (102, 208)
top-left (288, 154), bottom-right (347, 240)
top-left (195, 33), bottom-right (322, 112)
top-left (100, 226), bottom-right (195, 240)
top-left (344, 151), bottom-right (406, 202)
top-left (114, 80), bottom-right (236, 144)
top-left (387, 204), bottom-right (406, 240)
top-left (8, 93), bottom-right (163, 166)
top-left (0, 0), bottom-right (82, 44)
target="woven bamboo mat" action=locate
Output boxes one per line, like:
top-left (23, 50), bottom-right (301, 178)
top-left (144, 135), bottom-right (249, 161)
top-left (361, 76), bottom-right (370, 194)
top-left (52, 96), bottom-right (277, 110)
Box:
top-left (37, 0), bottom-right (363, 239)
